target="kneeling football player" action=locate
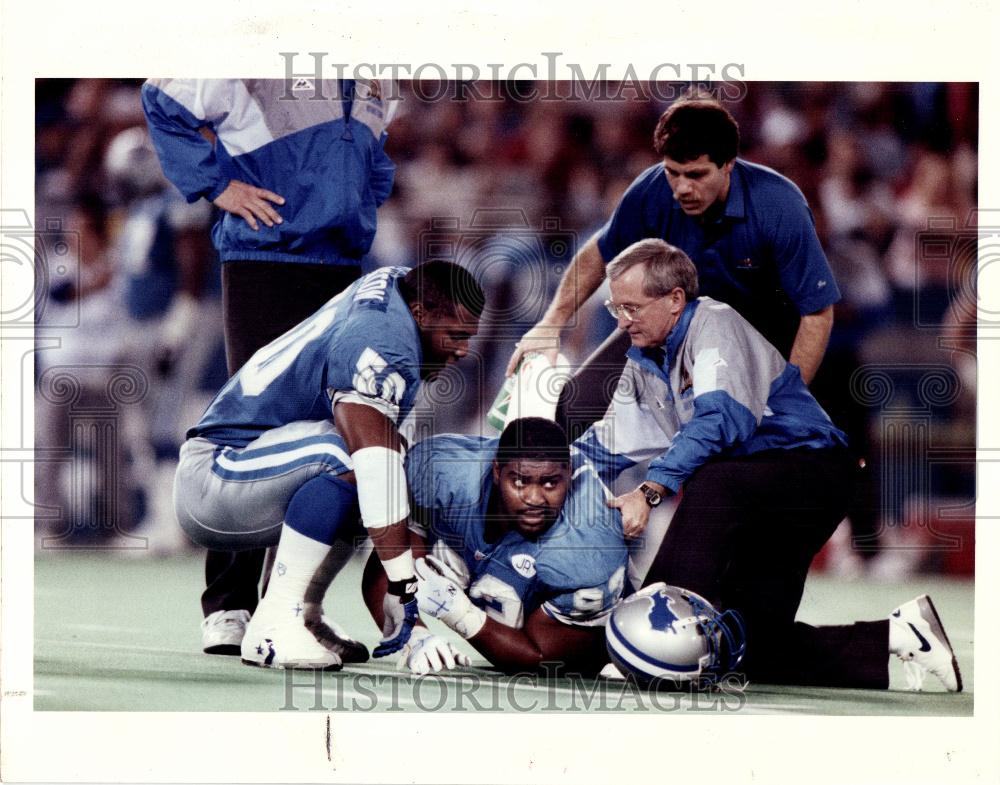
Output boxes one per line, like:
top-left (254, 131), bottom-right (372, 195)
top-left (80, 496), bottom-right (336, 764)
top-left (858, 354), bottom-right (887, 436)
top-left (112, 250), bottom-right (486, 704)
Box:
top-left (363, 417), bottom-right (629, 675)
top-left (173, 262), bottom-right (484, 669)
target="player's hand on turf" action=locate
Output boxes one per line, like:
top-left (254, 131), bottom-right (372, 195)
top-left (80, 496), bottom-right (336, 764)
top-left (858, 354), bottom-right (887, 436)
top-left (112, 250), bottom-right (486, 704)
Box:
top-left (415, 555), bottom-right (467, 622)
top-left (505, 324), bottom-right (562, 377)
top-left (373, 577), bottom-right (418, 658)
top-left (415, 557), bottom-right (486, 639)
top-left (212, 179), bottom-right (285, 231)
top-left (396, 627), bottom-right (471, 675)
top-left (608, 487), bottom-right (651, 539)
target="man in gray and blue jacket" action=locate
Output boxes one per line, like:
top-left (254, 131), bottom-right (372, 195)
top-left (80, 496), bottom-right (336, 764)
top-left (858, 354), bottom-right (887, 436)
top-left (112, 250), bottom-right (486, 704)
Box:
top-left (576, 239), bottom-right (962, 692)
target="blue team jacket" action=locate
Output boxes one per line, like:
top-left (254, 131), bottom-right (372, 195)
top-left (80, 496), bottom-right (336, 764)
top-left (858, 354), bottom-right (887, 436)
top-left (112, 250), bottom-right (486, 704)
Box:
top-left (142, 79), bottom-right (396, 265)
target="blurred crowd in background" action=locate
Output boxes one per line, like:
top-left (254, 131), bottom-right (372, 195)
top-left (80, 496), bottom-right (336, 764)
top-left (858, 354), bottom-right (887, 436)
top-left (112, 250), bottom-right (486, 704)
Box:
top-left (31, 79), bottom-right (978, 576)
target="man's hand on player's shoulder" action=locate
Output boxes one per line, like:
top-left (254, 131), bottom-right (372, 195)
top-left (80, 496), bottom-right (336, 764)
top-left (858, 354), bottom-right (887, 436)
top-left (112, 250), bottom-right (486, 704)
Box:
top-left (608, 486), bottom-right (652, 539)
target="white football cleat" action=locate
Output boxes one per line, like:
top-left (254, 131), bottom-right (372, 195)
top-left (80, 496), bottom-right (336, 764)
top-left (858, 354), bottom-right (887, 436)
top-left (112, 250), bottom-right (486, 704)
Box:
top-left (201, 609), bottom-right (251, 655)
top-left (890, 595), bottom-right (962, 692)
top-left (240, 604), bottom-right (343, 670)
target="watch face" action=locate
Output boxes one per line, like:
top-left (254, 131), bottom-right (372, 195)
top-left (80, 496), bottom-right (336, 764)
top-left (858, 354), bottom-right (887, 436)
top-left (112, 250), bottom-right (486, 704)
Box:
top-left (642, 485), bottom-right (661, 507)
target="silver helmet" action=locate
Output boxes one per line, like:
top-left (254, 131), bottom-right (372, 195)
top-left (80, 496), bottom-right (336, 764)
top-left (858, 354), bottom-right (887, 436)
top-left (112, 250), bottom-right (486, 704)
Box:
top-left (605, 583), bottom-right (746, 688)
top-left (104, 126), bottom-right (167, 200)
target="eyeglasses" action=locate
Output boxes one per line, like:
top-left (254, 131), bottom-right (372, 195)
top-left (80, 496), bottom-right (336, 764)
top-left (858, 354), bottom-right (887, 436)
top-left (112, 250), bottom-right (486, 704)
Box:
top-left (604, 299), bottom-right (655, 322)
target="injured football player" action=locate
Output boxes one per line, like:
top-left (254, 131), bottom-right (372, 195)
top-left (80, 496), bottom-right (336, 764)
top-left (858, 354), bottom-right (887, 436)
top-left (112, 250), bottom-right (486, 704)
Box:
top-left (362, 417), bottom-right (629, 675)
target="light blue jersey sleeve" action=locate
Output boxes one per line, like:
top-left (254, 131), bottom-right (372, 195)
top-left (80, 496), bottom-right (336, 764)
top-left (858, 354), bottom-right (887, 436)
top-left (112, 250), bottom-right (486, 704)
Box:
top-left (537, 456), bottom-right (628, 626)
top-left (326, 269), bottom-right (423, 424)
top-left (329, 323), bottom-right (421, 423)
top-left (405, 434), bottom-right (495, 545)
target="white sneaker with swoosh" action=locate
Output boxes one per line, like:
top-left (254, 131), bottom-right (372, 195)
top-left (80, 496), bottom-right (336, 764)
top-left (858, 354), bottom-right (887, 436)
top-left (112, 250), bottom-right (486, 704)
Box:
top-left (889, 595), bottom-right (962, 692)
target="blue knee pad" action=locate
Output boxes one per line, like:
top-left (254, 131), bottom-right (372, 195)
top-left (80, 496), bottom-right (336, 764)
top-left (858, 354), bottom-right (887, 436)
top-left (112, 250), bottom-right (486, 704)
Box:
top-left (285, 474), bottom-right (361, 545)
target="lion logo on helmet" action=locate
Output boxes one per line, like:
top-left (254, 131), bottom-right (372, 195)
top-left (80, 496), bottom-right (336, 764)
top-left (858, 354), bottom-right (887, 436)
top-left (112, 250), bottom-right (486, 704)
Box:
top-left (647, 590), bottom-right (680, 633)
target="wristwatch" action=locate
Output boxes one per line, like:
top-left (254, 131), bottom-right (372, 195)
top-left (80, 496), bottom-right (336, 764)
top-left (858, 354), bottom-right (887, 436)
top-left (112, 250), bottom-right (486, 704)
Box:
top-left (639, 483), bottom-right (663, 508)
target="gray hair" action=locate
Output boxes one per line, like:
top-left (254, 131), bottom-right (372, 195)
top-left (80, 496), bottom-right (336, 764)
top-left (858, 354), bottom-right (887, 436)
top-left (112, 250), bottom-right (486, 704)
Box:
top-left (606, 239), bottom-right (699, 300)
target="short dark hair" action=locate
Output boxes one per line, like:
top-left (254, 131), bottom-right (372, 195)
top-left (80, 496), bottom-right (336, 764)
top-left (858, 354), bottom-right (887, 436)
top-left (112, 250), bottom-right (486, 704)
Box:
top-left (653, 97), bottom-right (740, 167)
top-left (399, 260), bottom-right (485, 319)
top-left (495, 417), bottom-right (570, 466)
top-left (607, 239), bottom-right (699, 301)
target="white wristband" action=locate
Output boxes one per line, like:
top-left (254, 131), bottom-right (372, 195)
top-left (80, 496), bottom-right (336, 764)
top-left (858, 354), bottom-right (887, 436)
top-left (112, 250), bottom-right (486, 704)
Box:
top-left (381, 551), bottom-right (415, 583)
top-left (351, 445), bottom-right (409, 528)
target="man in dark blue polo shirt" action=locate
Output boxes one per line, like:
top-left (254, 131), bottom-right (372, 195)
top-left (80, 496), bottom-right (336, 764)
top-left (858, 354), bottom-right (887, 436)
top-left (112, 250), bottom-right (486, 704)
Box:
top-left (506, 96), bottom-right (840, 434)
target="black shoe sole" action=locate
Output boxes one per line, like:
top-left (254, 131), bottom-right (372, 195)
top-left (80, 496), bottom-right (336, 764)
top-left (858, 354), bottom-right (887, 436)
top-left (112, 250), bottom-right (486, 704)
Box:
top-left (308, 620), bottom-right (371, 664)
top-left (324, 638), bottom-right (370, 664)
top-left (203, 643), bottom-right (242, 656)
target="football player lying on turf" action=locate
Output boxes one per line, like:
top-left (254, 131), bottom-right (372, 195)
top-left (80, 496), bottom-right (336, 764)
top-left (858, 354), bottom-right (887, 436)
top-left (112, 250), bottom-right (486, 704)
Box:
top-left (173, 261), bottom-right (484, 669)
top-left (362, 417), bottom-right (630, 675)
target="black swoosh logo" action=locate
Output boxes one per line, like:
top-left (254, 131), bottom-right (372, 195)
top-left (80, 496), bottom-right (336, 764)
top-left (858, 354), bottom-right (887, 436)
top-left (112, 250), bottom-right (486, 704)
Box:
top-left (907, 622), bottom-right (932, 653)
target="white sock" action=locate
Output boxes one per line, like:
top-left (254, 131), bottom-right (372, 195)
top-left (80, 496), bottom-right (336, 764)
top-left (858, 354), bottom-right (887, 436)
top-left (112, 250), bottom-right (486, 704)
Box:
top-left (261, 526), bottom-right (331, 616)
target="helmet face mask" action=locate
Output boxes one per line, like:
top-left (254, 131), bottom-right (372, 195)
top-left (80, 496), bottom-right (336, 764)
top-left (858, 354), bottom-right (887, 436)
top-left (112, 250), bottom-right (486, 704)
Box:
top-left (605, 584), bottom-right (746, 689)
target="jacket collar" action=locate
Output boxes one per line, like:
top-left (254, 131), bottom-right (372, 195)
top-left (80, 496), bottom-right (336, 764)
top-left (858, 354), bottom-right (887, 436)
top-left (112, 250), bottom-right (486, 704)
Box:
top-left (626, 298), bottom-right (701, 376)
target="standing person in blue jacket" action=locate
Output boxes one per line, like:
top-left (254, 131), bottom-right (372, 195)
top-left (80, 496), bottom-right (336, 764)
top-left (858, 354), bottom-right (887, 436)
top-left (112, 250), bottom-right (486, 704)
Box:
top-left (574, 239), bottom-right (962, 692)
top-left (507, 93), bottom-right (840, 436)
top-left (142, 77), bottom-right (397, 655)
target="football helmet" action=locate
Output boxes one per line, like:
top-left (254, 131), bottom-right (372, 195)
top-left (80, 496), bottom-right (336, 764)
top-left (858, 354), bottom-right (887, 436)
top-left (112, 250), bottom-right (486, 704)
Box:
top-left (605, 583), bottom-right (746, 688)
top-left (104, 126), bottom-right (167, 200)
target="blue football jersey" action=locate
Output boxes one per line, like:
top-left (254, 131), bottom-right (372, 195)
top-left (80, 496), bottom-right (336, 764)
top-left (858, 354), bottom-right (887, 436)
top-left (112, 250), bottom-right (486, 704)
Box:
top-left (190, 266), bottom-right (422, 446)
top-left (407, 434), bottom-right (628, 629)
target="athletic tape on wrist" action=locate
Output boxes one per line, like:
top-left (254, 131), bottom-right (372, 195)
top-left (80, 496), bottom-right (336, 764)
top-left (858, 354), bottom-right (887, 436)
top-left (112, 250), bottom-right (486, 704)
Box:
top-left (351, 446), bottom-right (409, 528)
top-left (382, 551), bottom-right (416, 583)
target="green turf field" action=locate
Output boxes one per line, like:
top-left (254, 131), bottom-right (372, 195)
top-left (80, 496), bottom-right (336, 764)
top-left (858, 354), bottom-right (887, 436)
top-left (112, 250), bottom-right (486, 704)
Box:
top-left (34, 552), bottom-right (973, 715)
